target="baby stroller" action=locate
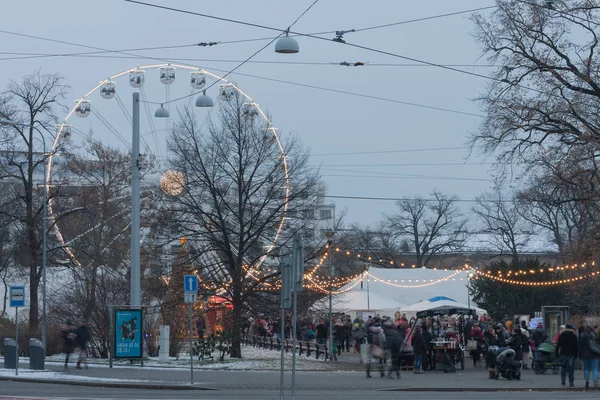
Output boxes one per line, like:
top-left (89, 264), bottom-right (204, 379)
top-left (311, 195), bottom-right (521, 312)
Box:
top-left (486, 346), bottom-right (521, 380)
top-left (534, 342), bottom-right (560, 374)
top-left (494, 348), bottom-right (521, 380)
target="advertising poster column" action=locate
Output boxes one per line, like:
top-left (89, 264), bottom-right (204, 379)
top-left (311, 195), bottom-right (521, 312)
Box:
top-left (114, 308), bottom-right (143, 360)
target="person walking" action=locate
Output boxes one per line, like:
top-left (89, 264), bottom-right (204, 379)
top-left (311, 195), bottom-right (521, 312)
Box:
top-left (555, 324), bottom-right (579, 388)
top-left (352, 319), bottom-right (367, 356)
top-left (420, 322), bottom-right (433, 371)
top-left (61, 321), bottom-right (77, 370)
top-left (532, 322), bottom-right (547, 370)
top-left (366, 317), bottom-right (386, 378)
top-left (520, 321), bottom-right (531, 370)
top-left (579, 326), bottom-right (600, 390)
top-left (196, 316), bottom-right (206, 340)
top-left (411, 326), bottom-right (426, 374)
top-left (314, 319), bottom-right (327, 345)
top-left (75, 323), bottom-right (91, 369)
top-left (383, 319), bottom-right (401, 379)
top-left (333, 319), bottom-right (345, 358)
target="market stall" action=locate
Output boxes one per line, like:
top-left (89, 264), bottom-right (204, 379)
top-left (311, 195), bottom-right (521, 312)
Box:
top-left (407, 305), bottom-right (476, 372)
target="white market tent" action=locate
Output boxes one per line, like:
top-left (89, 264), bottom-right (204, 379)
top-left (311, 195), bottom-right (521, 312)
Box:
top-left (311, 287), bottom-right (407, 320)
top-left (401, 296), bottom-right (487, 316)
top-left (310, 267), bottom-right (483, 319)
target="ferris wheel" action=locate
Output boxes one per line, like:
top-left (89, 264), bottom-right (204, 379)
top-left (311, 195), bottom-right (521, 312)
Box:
top-left (48, 63), bottom-right (290, 272)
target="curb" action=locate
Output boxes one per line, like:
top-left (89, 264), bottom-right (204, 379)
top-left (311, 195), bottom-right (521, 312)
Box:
top-left (380, 387), bottom-right (599, 392)
top-left (1, 375), bottom-right (598, 392)
top-left (0, 376), bottom-right (218, 391)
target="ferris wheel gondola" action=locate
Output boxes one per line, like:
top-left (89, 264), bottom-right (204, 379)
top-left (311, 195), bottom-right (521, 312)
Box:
top-left (129, 69), bottom-right (145, 88)
top-left (100, 81), bottom-right (116, 99)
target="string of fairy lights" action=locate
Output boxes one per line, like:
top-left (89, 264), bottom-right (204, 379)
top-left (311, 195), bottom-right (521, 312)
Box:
top-left (165, 242), bottom-right (600, 294)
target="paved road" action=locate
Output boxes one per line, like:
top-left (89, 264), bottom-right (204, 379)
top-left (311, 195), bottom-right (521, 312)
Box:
top-left (0, 382), bottom-right (600, 400)
top-left (30, 363), bottom-right (593, 391)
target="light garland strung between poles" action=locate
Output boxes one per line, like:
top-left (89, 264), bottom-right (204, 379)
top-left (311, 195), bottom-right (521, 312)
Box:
top-left (473, 269), bottom-right (600, 286)
top-left (366, 269), bottom-right (467, 289)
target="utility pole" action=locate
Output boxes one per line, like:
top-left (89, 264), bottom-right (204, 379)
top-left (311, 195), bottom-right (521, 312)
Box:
top-left (324, 231), bottom-right (335, 361)
top-left (130, 92), bottom-right (141, 307)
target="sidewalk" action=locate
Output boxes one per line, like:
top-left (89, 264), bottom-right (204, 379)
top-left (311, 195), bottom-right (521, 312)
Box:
top-left (0, 359), bottom-right (597, 392)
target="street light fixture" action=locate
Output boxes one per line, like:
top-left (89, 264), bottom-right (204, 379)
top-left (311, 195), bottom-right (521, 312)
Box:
top-left (275, 30), bottom-right (299, 54)
top-left (155, 104), bottom-right (169, 118)
top-left (195, 90), bottom-right (214, 108)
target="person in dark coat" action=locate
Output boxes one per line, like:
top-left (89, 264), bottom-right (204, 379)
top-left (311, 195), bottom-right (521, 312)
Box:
top-left (333, 319), bottom-right (345, 357)
top-left (62, 321), bottom-right (77, 370)
top-left (579, 326), bottom-right (599, 389)
top-left (196, 317), bottom-right (206, 340)
top-left (314, 320), bottom-right (327, 345)
top-left (383, 320), bottom-right (401, 379)
top-left (411, 326), bottom-right (426, 374)
top-left (508, 327), bottom-right (523, 362)
top-left (555, 324), bottom-right (579, 387)
top-left (420, 323), bottom-right (433, 371)
top-left (75, 324), bottom-right (91, 369)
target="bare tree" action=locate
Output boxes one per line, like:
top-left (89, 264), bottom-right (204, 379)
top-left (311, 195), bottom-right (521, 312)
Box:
top-left (164, 95), bottom-right (321, 358)
top-left (385, 191), bottom-right (468, 267)
top-left (471, 1), bottom-right (600, 163)
top-left (472, 188), bottom-right (532, 263)
top-left (49, 138), bottom-right (163, 352)
top-left (0, 71), bottom-right (68, 336)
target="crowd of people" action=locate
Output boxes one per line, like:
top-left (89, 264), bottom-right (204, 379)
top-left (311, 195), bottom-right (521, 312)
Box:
top-left (242, 311), bottom-right (600, 388)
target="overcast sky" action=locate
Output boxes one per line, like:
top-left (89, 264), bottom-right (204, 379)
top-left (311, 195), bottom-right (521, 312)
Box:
top-left (1, 0), bottom-right (501, 227)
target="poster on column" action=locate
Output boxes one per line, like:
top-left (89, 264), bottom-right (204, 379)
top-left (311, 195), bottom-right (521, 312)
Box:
top-left (114, 308), bottom-right (143, 359)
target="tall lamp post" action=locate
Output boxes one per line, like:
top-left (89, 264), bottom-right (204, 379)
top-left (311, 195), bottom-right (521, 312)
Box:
top-left (0, 119), bottom-right (49, 348)
top-left (324, 230), bottom-right (335, 361)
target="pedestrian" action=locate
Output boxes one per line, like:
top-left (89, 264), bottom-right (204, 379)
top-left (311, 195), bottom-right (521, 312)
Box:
top-left (579, 320), bottom-right (588, 337)
top-left (314, 319), bottom-right (327, 346)
top-left (508, 327), bottom-right (523, 363)
top-left (411, 325), bottom-right (426, 374)
top-left (420, 322), bottom-right (433, 371)
top-left (383, 319), bottom-right (401, 379)
top-left (579, 326), bottom-right (600, 390)
top-left (555, 323), bottom-right (578, 388)
top-left (61, 320), bottom-right (77, 370)
top-left (553, 325), bottom-right (565, 344)
top-left (196, 316), bottom-right (206, 340)
top-left (366, 317), bottom-right (386, 378)
top-left (75, 323), bottom-right (91, 369)
top-left (520, 322), bottom-right (531, 370)
top-left (532, 322), bottom-right (547, 370)
top-left (352, 319), bottom-right (367, 356)
top-left (333, 319), bottom-right (345, 358)
top-left (343, 316), bottom-right (352, 352)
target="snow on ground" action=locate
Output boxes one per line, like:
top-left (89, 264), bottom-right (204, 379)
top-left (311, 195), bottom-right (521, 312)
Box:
top-left (0, 368), bottom-right (154, 383)
top-left (37, 345), bottom-right (348, 371)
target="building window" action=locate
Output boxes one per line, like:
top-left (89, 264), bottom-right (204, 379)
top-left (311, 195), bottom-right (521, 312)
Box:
top-left (303, 209), bottom-right (315, 220)
top-left (320, 209), bottom-right (332, 220)
top-left (303, 228), bottom-right (314, 240)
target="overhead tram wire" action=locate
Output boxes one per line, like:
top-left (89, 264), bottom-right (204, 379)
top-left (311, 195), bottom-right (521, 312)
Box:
top-left (316, 162), bottom-right (499, 167)
top-left (0, 52), bottom-right (499, 69)
top-left (0, 31), bottom-right (481, 118)
top-left (0, 3), bottom-right (500, 62)
top-left (312, 146), bottom-right (473, 156)
top-left (351, 5), bottom-right (498, 32)
top-left (320, 195), bottom-right (512, 203)
top-left (146, 0), bottom-right (321, 106)
top-left (122, 1), bottom-right (551, 98)
top-left (321, 173), bottom-right (491, 182)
